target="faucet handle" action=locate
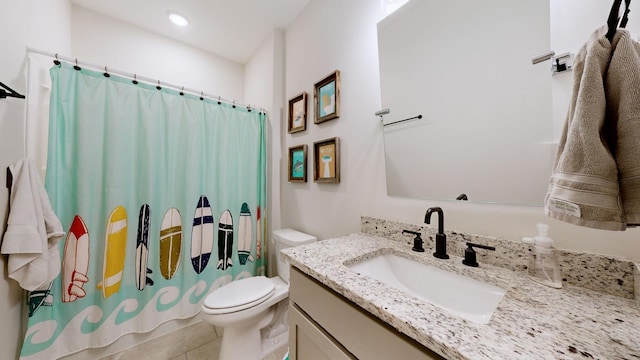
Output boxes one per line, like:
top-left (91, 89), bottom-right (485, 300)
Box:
top-left (462, 242), bottom-right (496, 267)
top-left (402, 229), bottom-right (424, 252)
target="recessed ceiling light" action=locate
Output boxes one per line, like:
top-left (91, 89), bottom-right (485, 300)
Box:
top-left (167, 11), bottom-right (189, 27)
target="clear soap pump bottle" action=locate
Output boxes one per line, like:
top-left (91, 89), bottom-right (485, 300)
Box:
top-left (522, 223), bottom-right (562, 289)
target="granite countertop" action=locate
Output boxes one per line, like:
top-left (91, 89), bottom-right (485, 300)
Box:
top-left (282, 233), bottom-right (640, 360)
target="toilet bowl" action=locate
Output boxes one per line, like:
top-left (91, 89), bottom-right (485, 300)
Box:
top-left (201, 229), bottom-right (316, 360)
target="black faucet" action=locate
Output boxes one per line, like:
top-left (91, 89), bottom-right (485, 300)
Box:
top-left (402, 229), bottom-right (424, 252)
top-left (424, 207), bottom-right (449, 259)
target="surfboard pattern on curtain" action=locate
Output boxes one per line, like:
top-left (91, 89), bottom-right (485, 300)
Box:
top-left (19, 62), bottom-right (267, 359)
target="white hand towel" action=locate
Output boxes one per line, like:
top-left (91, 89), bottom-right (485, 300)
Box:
top-left (545, 27), bottom-right (626, 230)
top-left (606, 30), bottom-right (640, 225)
top-left (1, 158), bottom-right (65, 291)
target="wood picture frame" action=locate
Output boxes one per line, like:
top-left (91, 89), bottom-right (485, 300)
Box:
top-left (313, 137), bottom-right (340, 183)
top-left (288, 144), bottom-right (308, 182)
top-left (314, 70), bottom-right (340, 124)
top-left (288, 92), bottom-right (307, 133)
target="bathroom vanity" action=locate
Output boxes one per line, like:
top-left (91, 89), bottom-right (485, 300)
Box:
top-left (283, 230), bottom-right (640, 360)
top-left (288, 266), bottom-right (442, 359)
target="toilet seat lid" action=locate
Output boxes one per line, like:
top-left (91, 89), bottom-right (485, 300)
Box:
top-left (203, 276), bottom-right (275, 310)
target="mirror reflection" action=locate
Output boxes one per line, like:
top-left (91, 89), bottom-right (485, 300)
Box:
top-left (378, 0), bottom-right (553, 206)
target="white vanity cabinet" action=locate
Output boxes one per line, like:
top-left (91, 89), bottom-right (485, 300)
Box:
top-left (288, 267), bottom-right (444, 360)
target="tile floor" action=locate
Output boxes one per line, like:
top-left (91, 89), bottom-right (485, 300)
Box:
top-left (103, 320), bottom-right (287, 360)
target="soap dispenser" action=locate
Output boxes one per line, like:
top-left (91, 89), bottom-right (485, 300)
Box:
top-left (522, 223), bottom-right (562, 289)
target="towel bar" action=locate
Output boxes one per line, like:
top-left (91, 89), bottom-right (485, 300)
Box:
top-left (531, 51), bottom-right (573, 74)
top-left (383, 114), bottom-right (423, 127)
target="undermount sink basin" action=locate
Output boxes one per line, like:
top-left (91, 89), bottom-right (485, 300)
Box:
top-left (347, 253), bottom-right (506, 324)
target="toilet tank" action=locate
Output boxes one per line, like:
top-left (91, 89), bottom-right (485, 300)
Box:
top-left (273, 229), bottom-right (316, 283)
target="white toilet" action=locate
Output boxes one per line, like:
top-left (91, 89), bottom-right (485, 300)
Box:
top-left (201, 229), bottom-right (317, 360)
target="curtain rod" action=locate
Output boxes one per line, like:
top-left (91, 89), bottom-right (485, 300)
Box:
top-left (26, 47), bottom-right (265, 114)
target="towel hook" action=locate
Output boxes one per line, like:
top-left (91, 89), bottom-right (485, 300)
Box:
top-left (6, 167), bottom-right (12, 190)
top-left (620, 1), bottom-right (631, 28)
top-left (607, 0), bottom-right (631, 42)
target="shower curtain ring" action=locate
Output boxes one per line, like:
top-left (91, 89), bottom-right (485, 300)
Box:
top-left (53, 54), bottom-right (60, 66)
top-left (247, 104), bottom-right (252, 112)
top-left (200, 91), bottom-right (204, 101)
top-left (133, 74), bottom-right (138, 85)
top-left (74, 58), bottom-right (81, 71)
top-left (180, 86), bottom-right (184, 96)
top-left (232, 100), bottom-right (236, 108)
top-left (156, 80), bottom-right (161, 90)
top-left (218, 96), bottom-right (221, 105)
top-left (103, 66), bottom-right (110, 78)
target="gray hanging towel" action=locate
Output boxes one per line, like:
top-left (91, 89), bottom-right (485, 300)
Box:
top-left (1, 158), bottom-right (65, 290)
top-left (606, 29), bottom-right (640, 226)
top-left (545, 27), bottom-right (626, 230)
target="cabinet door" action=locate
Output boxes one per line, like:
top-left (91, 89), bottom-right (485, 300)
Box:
top-left (289, 268), bottom-right (444, 360)
top-left (288, 304), bottom-right (355, 360)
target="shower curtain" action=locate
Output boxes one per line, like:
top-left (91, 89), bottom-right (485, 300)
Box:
top-left (19, 62), bottom-right (267, 359)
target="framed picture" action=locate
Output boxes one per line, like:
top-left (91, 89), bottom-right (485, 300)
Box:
top-left (313, 137), bottom-right (340, 183)
top-left (288, 92), bottom-right (307, 133)
top-left (288, 145), bottom-right (308, 182)
top-left (314, 70), bottom-right (340, 124)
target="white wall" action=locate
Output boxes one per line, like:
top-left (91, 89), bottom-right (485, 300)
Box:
top-left (0, 2), bottom-right (72, 359)
top-left (283, 0), bottom-right (386, 237)
top-left (71, 5), bottom-right (244, 102)
top-left (282, 0), bottom-right (640, 260)
top-left (244, 30), bottom-right (286, 276)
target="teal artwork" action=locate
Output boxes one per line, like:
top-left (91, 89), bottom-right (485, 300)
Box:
top-left (20, 62), bottom-right (267, 360)
top-left (291, 150), bottom-right (304, 178)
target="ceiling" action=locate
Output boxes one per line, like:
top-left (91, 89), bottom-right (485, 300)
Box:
top-left (70, 0), bottom-right (311, 64)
